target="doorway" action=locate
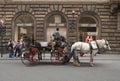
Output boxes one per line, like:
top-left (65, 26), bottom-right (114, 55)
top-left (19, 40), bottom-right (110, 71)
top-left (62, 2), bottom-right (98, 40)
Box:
top-left (46, 13), bottom-right (67, 42)
top-left (14, 13), bottom-right (34, 42)
top-left (78, 16), bottom-right (98, 42)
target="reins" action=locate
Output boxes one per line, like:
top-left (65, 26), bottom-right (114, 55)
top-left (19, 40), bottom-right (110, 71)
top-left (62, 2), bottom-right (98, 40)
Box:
top-left (88, 42), bottom-right (93, 54)
top-left (95, 41), bottom-right (100, 52)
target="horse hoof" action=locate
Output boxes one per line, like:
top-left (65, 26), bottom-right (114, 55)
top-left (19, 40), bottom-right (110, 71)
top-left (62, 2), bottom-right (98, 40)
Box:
top-left (90, 63), bottom-right (94, 67)
top-left (73, 62), bottom-right (80, 66)
top-left (61, 56), bottom-right (70, 64)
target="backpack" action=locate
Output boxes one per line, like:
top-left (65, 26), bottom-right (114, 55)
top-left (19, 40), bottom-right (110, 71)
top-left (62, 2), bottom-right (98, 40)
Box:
top-left (8, 42), bottom-right (13, 51)
top-left (16, 43), bottom-right (21, 49)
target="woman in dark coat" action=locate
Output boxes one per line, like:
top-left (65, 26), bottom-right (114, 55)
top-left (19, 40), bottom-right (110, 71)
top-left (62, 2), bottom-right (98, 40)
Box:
top-left (8, 40), bottom-right (14, 58)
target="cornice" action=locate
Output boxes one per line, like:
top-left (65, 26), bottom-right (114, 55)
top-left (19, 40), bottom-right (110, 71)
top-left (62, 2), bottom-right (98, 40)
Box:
top-left (0, 0), bottom-right (111, 5)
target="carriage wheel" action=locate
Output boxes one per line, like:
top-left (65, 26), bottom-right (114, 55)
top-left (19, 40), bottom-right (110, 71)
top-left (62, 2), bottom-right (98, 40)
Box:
top-left (51, 50), bottom-right (65, 62)
top-left (21, 49), bottom-right (40, 66)
top-left (21, 52), bottom-right (32, 66)
top-left (33, 49), bottom-right (41, 63)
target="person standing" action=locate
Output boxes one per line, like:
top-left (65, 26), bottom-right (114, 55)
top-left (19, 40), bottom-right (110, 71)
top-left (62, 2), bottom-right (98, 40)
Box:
top-left (8, 40), bottom-right (14, 58)
top-left (14, 40), bottom-right (22, 57)
top-left (85, 35), bottom-right (90, 43)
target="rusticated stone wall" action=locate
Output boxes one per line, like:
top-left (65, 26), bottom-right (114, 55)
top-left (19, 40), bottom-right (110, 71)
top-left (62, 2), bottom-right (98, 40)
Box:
top-left (0, 2), bottom-right (120, 54)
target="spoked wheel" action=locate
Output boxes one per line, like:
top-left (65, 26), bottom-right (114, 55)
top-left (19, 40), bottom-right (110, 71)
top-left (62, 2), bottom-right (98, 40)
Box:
top-left (21, 49), bottom-right (40, 66)
top-left (21, 52), bottom-right (32, 66)
top-left (50, 49), bottom-right (66, 62)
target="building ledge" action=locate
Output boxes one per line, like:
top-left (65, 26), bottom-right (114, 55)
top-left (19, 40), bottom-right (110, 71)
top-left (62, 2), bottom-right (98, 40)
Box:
top-left (0, 0), bottom-right (111, 4)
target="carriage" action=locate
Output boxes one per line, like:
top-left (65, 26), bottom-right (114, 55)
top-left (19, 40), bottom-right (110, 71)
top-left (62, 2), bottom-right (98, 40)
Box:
top-left (21, 35), bottom-right (111, 66)
top-left (21, 40), bottom-right (68, 66)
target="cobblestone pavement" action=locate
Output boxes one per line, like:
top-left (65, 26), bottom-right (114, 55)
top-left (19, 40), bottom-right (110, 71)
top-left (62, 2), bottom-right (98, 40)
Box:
top-left (0, 53), bottom-right (120, 81)
top-left (1, 53), bottom-right (120, 60)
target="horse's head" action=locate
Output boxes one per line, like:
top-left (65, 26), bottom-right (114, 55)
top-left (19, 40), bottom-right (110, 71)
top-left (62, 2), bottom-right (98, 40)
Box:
top-left (102, 39), bottom-right (111, 50)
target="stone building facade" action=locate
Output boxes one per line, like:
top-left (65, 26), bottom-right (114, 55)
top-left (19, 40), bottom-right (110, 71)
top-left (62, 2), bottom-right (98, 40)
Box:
top-left (0, 0), bottom-right (120, 54)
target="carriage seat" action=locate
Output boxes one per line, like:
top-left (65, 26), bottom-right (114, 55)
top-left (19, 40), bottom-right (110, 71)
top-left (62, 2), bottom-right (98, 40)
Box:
top-left (40, 42), bottom-right (49, 47)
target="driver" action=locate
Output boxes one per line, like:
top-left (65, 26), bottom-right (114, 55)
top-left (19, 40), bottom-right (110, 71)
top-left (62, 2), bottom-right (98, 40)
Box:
top-left (52, 27), bottom-right (61, 41)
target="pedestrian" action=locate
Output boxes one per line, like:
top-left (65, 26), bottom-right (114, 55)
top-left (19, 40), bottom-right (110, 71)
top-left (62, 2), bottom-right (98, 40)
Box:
top-left (8, 40), bottom-right (14, 58)
top-left (85, 35), bottom-right (90, 43)
top-left (20, 39), bottom-right (26, 54)
top-left (14, 40), bottom-right (22, 57)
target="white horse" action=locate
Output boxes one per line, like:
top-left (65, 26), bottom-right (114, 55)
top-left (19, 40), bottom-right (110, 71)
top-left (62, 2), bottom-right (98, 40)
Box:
top-left (62, 39), bottom-right (111, 66)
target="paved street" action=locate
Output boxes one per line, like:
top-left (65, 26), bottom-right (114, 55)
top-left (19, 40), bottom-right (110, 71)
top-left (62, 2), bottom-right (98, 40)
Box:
top-left (0, 54), bottom-right (120, 81)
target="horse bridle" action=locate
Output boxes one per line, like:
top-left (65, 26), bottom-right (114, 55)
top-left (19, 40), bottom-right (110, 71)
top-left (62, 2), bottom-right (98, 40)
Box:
top-left (104, 39), bottom-right (109, 47)
top-left (95, 39), bottom-right (109, 52)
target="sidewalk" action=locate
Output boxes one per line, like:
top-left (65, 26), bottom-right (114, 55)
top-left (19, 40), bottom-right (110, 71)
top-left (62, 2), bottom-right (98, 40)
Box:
top-left (0, 53), bottom-right (21, 60)
top-left (0, 53), bottom-right (120, 60)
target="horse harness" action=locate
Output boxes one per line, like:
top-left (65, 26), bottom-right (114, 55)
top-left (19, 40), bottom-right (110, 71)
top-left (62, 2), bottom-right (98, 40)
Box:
top-left (89, 39), bottom-right (108, 54)
top-left (89, 41), bottom-right (101, 54)
top-left (88, 43), bottom-right (93, 54)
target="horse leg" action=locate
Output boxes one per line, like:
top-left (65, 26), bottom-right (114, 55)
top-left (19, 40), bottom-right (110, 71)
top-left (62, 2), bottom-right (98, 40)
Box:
top-left (73, 54), bottom-right (76, 65)
top-left (73, 50), bottom-right (80, 66)
top-left (90, 54), bottom-right (94, 67)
